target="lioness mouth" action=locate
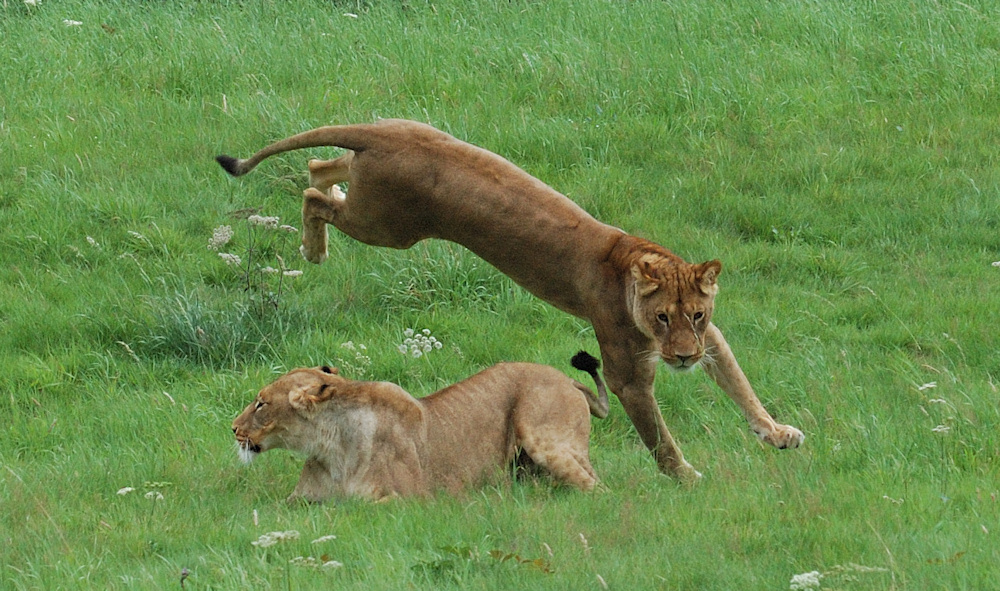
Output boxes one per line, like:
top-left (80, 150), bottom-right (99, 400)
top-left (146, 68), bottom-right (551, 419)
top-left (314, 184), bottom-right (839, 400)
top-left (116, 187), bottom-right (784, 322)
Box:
top-left (236, 441), bottom-right (261, 464)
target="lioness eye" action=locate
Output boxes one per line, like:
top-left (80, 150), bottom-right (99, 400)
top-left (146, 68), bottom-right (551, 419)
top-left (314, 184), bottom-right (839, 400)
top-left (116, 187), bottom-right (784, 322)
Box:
top-left (254, 400), bottom-right (265, 411)
top-left (657, 313), bottom-right (669, 324)
top-left (693, 311), bottom-right (704, 321)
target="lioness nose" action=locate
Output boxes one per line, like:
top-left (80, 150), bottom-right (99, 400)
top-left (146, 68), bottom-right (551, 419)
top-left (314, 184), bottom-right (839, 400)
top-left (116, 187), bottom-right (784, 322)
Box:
top-left (676, 354), bottom-right (692, 365)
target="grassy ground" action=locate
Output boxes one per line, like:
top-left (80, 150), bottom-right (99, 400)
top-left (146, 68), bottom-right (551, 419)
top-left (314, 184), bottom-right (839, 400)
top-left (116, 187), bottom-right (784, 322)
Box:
top-left (2, 0), bottom-right (998, 588)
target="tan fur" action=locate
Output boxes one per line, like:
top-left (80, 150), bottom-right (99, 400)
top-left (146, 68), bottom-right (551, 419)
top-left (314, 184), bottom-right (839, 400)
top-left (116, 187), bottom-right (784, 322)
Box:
top-left (231, 363), bottom-right (604, 502)
top-left (218, 118), bottom-right (804, 481)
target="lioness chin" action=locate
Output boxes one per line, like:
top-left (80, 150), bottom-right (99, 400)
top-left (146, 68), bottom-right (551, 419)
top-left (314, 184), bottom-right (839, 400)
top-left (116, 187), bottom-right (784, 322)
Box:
top-left (232, 354), bottom-right (609, 502)
top-left (217, 118), bottom-right (804, 480)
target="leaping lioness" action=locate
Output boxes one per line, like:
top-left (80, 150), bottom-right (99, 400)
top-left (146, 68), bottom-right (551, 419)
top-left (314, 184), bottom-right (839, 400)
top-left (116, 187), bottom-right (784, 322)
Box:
top-left (216, 118), bottom-right (803, 480)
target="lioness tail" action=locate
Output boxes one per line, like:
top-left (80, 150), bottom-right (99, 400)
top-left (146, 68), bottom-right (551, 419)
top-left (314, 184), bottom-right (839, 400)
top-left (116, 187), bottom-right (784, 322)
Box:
top-left (571, 351), bottom-right (609, 419)
top-left (215, 124), bottom-right (375, 177)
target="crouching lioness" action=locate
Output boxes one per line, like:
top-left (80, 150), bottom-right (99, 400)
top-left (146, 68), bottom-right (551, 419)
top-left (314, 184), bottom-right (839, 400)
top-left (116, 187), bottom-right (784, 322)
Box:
top-left (232, 353), bottom-right (609, 502)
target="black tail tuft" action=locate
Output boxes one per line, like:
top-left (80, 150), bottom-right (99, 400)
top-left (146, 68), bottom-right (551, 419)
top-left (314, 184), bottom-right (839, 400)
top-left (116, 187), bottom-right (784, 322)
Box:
top-left (571, 350), bottom-right (600, 375)
top-left (215, 154), bottom-right (243, 177)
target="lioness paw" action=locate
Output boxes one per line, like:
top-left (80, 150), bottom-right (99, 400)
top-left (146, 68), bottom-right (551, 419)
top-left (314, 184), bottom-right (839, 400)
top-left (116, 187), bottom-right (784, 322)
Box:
top-left (756, 423), bottom-right (805, 449)
top-left (671, 460), bottom-right (703, 484)
top-left (299, 244), bottom-right (328, 265)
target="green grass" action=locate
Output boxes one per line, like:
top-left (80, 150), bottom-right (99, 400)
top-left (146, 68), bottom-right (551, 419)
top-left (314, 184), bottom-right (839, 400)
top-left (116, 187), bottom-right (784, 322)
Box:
top-left (2, 0), bottom-right (999, 588)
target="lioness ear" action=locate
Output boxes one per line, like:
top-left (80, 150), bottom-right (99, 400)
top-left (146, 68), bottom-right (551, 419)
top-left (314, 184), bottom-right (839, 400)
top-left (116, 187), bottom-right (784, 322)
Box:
top-left (320, 366), bottom-right (339, 375)
top-left (631, 261), bottom-right (660, 296)
top-left (288, 382), bottom-right (335, 412)
top-left (698, 260), bottom-right (722, 296)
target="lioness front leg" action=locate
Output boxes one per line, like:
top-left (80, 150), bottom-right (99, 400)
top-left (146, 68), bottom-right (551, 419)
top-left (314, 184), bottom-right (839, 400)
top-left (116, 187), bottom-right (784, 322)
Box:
top-left (618, 382), bottom-right (702, 482)
top-left (287, 457), bottom-right (335, 504)
top-left (702, 323), bottom-right (805, 449)
top-left (601, 348), bottom-right (702, 482)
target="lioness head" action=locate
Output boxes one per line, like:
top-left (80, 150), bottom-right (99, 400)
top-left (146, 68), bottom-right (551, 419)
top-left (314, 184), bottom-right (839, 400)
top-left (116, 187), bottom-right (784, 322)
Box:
top-left (629, 257), bottom-right (722, 371)
top-left (232, 366), bottom-right (342, 463)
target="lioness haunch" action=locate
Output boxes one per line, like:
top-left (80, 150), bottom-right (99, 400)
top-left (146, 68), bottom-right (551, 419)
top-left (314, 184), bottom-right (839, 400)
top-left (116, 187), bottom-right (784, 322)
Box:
top-left (232, 353), bottom-right (609, 502)
top-left (218, 118), bottom-right (804, 481)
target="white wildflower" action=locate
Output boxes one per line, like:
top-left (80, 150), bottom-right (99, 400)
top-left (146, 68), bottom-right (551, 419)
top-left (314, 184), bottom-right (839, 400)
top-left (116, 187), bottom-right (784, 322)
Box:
top-left (931, 425), bottom-right (951, 434)
top-left (280, 224), bottom-right (298, 233)
top-left (218, 252), bottom-right (242, 266)
top-left (918, 382), bottom-right (937, 391)
top-left (283, 270), bottom-right (303, 277)
top-left (24, 0), bottom-right (39, 6)
top-left (247, 214), bottom-right (280, 229)
top-left (252, 530), bottom-right (300, 548)
top-left (117, 487), bottom-right (135, 496)
top-left (992, 261), bottom-right (1000, 267)
top-left (399, 328), bottom-right (443, 358)
top-left (144, 491), bottom-right (164, 501)
top-left (86, 236), bottom-right (100, 248)
top-left (260, 266), bottom-right (280, 275)
top-left (311, 535), bottom-right (338, 544)
top-left (289, 556), bottom-right (342, 569)
top-left (63, 19), bottom-right (83, 26)
top-left (208, 225), bottom-right (233, 250)
top-left (789, 570), bottom-right (822, 590)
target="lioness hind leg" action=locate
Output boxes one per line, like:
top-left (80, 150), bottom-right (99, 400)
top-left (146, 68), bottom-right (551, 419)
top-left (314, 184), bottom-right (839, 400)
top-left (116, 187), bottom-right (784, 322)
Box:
top-left (519, 435), bottom-right (597, 492)
top-left (308, 153), bottom-right (352, 195)
top-left (300, 188), bottom-right (340, 264)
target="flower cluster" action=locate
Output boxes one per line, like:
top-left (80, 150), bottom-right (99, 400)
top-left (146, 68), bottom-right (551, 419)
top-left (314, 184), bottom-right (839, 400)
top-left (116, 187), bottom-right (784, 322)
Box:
top-left (252, 530), bottom-right (300, 548)
top-left (116, 481), bottom-right (172, 498)
top-left (208, 225), bottom-right (234, 251)
top-left (789, 571), bottom-right (822, 590)
top-left (247, 214), bottom-right (281, 230)
top-left (218, 252), bottom-right (242, 266)
top-left (209, 213), bottom-right (302, 314)
top-left (397, 328), bottom-right (443, 358)
top-left (790, 563), bottom-right (889, 590)
top-left (334, 341), bottom-right (372, 378)
top-left (289, 556), bottom-right (343, 569)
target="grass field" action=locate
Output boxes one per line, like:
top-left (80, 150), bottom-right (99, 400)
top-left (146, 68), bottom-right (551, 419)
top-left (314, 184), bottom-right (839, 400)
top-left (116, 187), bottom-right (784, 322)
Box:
top-left (2, 0), bottom-right (999, 588)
